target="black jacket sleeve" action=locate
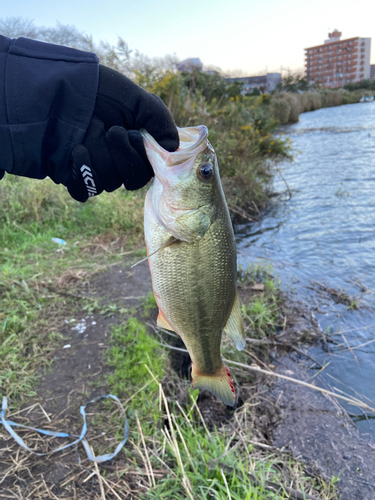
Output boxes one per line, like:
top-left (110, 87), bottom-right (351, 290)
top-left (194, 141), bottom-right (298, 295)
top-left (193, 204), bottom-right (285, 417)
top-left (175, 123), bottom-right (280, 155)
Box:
top-left (0, 35), bottom-right (99, 185)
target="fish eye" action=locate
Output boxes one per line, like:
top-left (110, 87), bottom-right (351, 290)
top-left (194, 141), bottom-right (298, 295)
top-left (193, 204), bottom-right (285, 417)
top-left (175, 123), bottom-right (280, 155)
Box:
top-left (198, 163), bottom-right (213, 181)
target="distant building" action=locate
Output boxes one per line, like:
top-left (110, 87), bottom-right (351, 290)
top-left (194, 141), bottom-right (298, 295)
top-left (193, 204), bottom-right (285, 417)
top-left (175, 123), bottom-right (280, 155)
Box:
top-left (371, 64), bottom-right (375, 79)
top-left (176, 58), bottom-right (203, 73)
top-left (305, 30), bottom-right (371, 89)
top-left (225, 73), bottom-right (281, 94)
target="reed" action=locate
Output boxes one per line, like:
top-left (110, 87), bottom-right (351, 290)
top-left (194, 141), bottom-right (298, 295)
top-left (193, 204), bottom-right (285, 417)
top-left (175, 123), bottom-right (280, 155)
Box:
top-left (270, 88), bottom-right (369, 125)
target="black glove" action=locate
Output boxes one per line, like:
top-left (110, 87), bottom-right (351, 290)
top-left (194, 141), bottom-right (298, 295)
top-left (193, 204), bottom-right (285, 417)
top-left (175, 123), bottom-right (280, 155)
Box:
top-left (67, 65), bottom-right (179, 202)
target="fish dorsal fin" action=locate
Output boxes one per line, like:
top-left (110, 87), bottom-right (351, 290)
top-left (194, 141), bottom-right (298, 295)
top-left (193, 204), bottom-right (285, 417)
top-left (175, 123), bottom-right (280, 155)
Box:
top-left (224, 292), bottom-right (245, 351)
top-left (157, 310), bottom-right (175, 331)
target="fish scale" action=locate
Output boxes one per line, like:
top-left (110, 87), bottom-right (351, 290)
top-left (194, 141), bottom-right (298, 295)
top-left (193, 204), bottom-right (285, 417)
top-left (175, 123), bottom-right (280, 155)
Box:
top-left (142, 125), bottom-right (245, 406)
top-left (148, 213), bottom-right (236, 374)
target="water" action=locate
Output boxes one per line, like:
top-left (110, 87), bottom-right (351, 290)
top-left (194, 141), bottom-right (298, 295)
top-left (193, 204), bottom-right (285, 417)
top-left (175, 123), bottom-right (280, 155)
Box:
top-left (236, 101), bottom-right (375, 436)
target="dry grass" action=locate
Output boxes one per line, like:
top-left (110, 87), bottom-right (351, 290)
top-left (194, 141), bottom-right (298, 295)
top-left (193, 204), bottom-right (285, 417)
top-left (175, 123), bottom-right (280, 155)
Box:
top-left (0, 366), bottom-right (338, 500)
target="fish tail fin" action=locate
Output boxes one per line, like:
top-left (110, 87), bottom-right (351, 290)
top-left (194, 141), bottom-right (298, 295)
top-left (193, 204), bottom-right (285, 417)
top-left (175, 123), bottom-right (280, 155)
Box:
top-left (191, 364), bottom-right (236, 407)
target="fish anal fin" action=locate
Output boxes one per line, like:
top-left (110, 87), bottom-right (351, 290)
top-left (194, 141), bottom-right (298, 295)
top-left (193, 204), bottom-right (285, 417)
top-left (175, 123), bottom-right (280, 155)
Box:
top-left (224, 292), bottom-right (245, 351)
top-left (191, 364), bottom-right (236, 407)
top-left (157, 310), bottom-right (175, 332)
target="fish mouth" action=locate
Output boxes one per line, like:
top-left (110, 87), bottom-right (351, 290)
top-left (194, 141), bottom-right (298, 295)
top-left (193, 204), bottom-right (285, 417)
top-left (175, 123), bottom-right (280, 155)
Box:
top-left (140, 126), bottom-right (209, 169)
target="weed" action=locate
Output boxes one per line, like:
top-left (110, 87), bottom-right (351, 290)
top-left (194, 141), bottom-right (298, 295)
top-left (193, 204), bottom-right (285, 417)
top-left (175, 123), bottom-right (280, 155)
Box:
top-left (237, 261), bottom-right (276, 286)
top-left (106, 318), bottom-right (165, 410)
top-left (143, 291), bottom-right (157, 316)
top-left (242, 295), bottom-right (279, 338)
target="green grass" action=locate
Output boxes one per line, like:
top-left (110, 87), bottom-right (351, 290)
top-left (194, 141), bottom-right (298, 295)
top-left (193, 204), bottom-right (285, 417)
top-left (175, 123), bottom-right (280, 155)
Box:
top-left (107, 318), bottom-right (166, 407)
top-left (238, 262), bottom-right (282, 339)
top-left (101, 308), bottom-right (337, 500)
top-left (0, 174), bottom-right (146, 406)
top-left (0, 174), bottom-right (145, 250)
top-left (242, 295), bottom-right (279, 338)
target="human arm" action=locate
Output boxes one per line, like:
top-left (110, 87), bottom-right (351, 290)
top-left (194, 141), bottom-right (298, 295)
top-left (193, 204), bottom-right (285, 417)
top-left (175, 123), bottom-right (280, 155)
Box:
top-left (0, 35), bottom-right (178, 201)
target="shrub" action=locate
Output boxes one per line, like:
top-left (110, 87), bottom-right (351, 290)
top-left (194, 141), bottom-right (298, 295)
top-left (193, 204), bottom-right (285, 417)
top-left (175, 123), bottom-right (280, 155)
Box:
top-left (270, 92), bottom-right (301, 124)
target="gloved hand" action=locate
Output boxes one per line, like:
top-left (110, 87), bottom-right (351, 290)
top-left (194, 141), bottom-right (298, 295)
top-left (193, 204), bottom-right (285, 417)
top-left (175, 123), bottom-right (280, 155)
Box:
top-left (67, 65), bottom-right (179, 202)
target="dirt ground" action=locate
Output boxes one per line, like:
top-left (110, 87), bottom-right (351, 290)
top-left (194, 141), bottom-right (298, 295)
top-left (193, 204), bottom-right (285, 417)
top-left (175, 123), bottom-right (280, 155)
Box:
top-left (271, 357), bottom-right (375, 500)
top-left (1, 258), bottom-right (375, 499)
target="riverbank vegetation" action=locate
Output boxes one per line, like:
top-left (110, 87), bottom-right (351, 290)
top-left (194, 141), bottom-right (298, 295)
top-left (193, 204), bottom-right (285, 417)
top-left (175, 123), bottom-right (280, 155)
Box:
top-left (270, 73), bottom-right (375, 124)
top-left (269, 88), bottom-right (373, 124)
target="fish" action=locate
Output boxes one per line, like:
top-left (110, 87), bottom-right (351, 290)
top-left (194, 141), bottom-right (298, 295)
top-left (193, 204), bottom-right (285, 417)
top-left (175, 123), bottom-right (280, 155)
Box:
top-left (141, 125), bottom-right (245, 406)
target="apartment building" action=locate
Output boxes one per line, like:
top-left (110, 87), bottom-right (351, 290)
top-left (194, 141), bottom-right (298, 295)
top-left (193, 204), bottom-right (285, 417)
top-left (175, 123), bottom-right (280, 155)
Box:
top-left (305, 30), bottom-right (371, 88)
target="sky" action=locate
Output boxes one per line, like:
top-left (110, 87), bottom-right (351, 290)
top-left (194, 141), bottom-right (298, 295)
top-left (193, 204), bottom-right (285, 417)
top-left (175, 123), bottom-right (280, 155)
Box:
top-left (1, 0), bottom-right (374, 75)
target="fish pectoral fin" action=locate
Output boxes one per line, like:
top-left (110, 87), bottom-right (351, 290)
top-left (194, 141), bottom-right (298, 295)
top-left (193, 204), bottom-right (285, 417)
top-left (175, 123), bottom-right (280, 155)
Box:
top-left (131, 237), bottom-right (177, 268)
top-left (157, 310), bottom-right (175, 332)
top-left (175, 210), bottom-right (211, 242)
top-left (191, 364), bottom-right (236, 407)
top-left (224, 292), bottom-right (246, 351)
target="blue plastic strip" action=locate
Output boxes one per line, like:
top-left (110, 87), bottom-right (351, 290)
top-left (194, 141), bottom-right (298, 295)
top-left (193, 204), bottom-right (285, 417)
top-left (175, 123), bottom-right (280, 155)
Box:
top-left (1, 394), bottom-right (129, 463)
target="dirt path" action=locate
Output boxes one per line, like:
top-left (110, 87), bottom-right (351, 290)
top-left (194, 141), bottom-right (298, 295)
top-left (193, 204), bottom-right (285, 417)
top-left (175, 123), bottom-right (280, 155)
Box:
top-left (0, 260), bottom-right (152, 498)
top-left (38, 261), bottom-right (152, 419)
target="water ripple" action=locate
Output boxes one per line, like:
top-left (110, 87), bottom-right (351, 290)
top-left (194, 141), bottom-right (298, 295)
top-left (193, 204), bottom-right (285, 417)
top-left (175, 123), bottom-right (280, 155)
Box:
top-left (237, 101), bottom-right (375, 436)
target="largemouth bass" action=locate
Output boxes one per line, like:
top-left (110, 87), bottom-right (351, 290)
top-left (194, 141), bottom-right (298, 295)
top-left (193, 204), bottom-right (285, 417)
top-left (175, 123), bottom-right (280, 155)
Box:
top-left (142, 125), bottom-right (245, 406)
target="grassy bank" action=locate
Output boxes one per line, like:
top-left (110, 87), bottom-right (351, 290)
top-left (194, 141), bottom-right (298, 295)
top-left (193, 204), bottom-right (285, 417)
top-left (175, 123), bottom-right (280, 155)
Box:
top-left (0, 235), bottom-right (338, 498)
top-left (99, 292), bottom-right (338, 500)
top-left (0, 176), bottom-right (146, 404)
top-left (269, 88), bottom-right (374, 125)
top-left (0, 174), bottom-right (339, 498)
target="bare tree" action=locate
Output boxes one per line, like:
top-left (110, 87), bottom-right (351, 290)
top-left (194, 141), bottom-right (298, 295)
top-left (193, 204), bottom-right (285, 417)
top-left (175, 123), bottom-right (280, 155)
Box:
top-left (38, 21), bottom-right (92, 51)
top-left (222, 68), bottom-right (249, 78)
top-left (0, 17), bottom-right (38, 39)
top-left (0, 16), bottom-right (179, 81)
top-left (0, 16), bottom-right (91, 51)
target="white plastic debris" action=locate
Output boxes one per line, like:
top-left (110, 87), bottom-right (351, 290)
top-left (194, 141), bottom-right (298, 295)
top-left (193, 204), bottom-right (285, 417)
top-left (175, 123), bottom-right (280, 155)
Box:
top-left (71, 319), bottom-right (87, 334)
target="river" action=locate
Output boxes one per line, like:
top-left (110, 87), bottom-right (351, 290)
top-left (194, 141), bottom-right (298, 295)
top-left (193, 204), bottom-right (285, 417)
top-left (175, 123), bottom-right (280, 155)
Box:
top-left (236, 101), bottom-right (375, 437)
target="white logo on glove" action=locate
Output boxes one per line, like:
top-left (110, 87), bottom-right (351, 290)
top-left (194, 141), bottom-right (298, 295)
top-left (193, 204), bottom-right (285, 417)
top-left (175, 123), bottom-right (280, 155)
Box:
top-left (80, 165), bottom-right (97, 197)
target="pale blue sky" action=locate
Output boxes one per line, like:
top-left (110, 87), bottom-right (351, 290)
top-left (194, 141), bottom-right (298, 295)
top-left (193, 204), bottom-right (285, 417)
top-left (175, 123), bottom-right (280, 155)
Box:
top-left (2, 0), bottom-right (374, 74)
